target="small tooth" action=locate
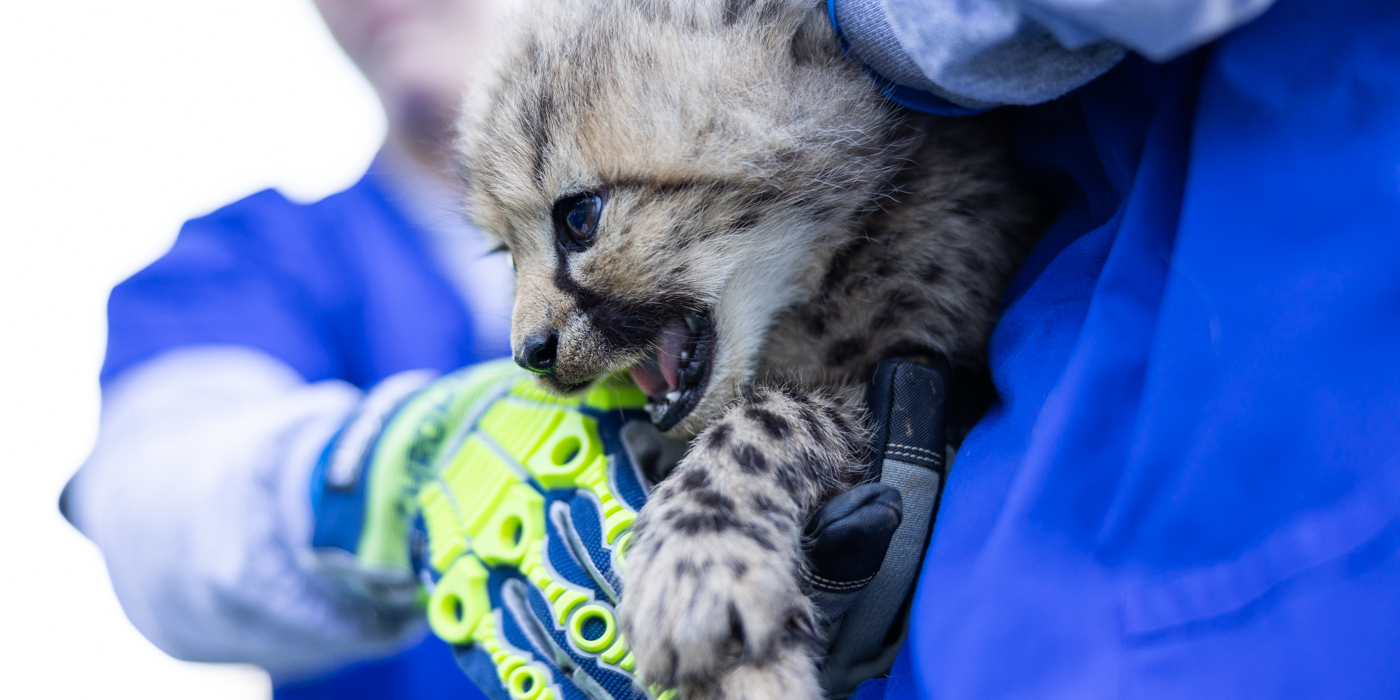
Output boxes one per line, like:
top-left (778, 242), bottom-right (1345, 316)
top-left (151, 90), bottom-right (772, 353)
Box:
top-left (680, 351), bottom-right (690, 361)
top-left (665, 391), bottom-right (681, 403)
top-left (685, 314), bottom-right (700, 332)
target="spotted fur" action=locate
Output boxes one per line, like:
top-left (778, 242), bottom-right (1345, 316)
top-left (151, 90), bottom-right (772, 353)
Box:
top-left (456, 0), bottom-right (1042, 697)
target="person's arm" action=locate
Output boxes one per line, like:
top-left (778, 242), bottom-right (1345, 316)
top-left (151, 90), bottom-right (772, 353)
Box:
top-left (64, 346), bottom-right (425, 680)
top-left (832, 0), bottom-right (1277, 109)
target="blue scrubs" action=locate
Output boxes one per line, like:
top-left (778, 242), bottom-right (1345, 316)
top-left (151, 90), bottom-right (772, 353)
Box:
top-left (856, 0), bottom-right (1400, 697)
top-left (107, 0), bottom-right (1400, 695)
top-left (103, 171), bottom-right (495, 700)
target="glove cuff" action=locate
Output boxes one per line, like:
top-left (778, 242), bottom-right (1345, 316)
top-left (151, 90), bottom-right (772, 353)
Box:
top-left (308, 370), bottom-right (438, 569)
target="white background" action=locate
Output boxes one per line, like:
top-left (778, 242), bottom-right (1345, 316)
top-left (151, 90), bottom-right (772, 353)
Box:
top-left (0, 1), bottom-right (384, 696)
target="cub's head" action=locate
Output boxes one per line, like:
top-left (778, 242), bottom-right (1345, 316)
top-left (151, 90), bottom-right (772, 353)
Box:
top-left (458, 0), bottom-right (907, 436)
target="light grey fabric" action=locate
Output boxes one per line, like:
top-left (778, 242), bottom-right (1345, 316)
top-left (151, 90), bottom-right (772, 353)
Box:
top-left (819, 458), bottom-right (943, 698)
top-left (65, 346), bottom-right (428, 681)
top-left (836, 0), bottom-right (1001, 109)
top-left (837, 0), bottom-right (1125, 107)
top-left (837, 0), bottom-right (1278, 107)
top-left (1026, 0), bottom-right (1278, 60)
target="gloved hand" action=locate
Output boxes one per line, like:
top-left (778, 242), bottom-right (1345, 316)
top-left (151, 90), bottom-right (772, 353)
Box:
top-left (309, 359), bottom-right (682, 699)
top-left (310, 358), bottom-right (925, 700)
top-left (308, 361), bottom-right (525, 612)
top-left (416, 362), bottom-right (667, 700)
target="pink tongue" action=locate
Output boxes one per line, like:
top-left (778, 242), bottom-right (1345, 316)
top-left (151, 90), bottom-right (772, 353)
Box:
top-left (629, 358), bottom-right (668, 399)
top-left (628, 320), bottom-right (689, 399)
top-left (655, 320), bottom-right (689, 391)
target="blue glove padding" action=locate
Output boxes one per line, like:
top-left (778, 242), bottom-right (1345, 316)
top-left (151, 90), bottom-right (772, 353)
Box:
top-left (415, 366), bottom-right (668, 700)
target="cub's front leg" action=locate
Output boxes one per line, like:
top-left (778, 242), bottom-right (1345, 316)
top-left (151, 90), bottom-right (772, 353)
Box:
top-left (619, 385), bottom-right (865, 700)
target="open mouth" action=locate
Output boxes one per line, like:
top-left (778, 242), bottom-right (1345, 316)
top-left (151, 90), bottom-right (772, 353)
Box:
top-left (628, 312), bottom-right (714, 432)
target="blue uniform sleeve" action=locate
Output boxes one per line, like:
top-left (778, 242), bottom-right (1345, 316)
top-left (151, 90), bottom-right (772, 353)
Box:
top-left (102, 189), bottom-right (346, 386)
top-left (855, 1), bottom-right (1400, 697)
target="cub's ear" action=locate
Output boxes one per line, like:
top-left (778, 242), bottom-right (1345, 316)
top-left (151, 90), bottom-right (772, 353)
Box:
top-left (791, 0), bottom-right (841, 64)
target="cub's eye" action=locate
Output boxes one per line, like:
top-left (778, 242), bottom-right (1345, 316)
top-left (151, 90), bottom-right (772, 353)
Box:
top-left (552, 192), bottom-right (604, 251)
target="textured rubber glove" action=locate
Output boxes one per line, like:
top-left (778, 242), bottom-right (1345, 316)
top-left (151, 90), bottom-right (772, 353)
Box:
top-left (311, 359), bottom-right (919, 700)
top-left (413, 362), bottom-right (669, 700)
top-left (309, 361), bottom-right (526, 611)
top-left (414, 364), bottom-right (928, 700)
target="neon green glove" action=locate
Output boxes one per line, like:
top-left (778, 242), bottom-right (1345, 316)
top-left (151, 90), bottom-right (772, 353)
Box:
top-left (310, 358), bottom-right (913, 700)
top-left (310, 359), bottom-right (674, 700)
top-left (416, 364), bottom-right (678, 700)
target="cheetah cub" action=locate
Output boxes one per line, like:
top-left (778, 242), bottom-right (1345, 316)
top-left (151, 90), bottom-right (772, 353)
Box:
top-left (457, 0), bottom-right (1041, 697)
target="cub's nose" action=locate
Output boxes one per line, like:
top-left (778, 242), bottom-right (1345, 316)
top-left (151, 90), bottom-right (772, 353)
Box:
top-left (516, 330), bottom-right (559, 375)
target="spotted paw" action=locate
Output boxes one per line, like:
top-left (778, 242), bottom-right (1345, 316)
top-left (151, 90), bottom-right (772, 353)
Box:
top-left (618, 506), bottom-right (820, 696)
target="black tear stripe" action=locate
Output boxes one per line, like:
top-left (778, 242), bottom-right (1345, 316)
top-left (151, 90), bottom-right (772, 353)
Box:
top-left (550, 244), bottom-right (700, 353)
